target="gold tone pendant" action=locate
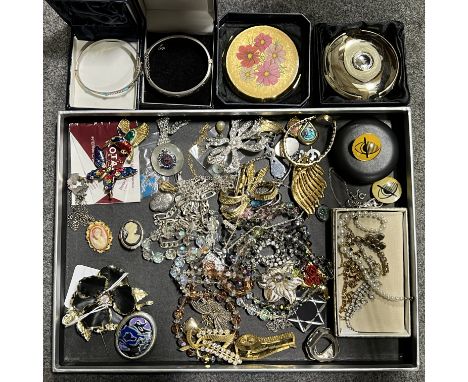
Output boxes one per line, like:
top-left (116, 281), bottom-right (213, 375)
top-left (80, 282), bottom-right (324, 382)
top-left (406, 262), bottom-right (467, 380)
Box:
top-left (291, 162), bottom-right (327, 215)
top-left (225, 25), bottom-right (299, 101)
top-left (86, 221), bottom-right (112, 253)
top-left (234, 332), bottom-right (296, 360)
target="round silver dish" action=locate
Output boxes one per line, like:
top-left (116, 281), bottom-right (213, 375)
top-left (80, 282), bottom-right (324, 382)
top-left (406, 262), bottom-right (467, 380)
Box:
top-left (323, 30), bottom-right (399, 100)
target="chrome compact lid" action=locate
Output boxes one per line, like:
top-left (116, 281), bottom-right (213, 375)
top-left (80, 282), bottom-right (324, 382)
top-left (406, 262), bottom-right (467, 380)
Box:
top-left (323, 30), bottom-right (399, 100)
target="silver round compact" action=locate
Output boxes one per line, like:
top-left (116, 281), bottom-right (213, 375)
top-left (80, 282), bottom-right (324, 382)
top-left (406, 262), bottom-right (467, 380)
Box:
top-left (119, 220), bottom-right (144, 250)
top-left (115, 312), bottom-right (157, 360)
top-left (151, 143), bottom-right (184, 176)
top-left (324, 30), bottom-right (399, 100)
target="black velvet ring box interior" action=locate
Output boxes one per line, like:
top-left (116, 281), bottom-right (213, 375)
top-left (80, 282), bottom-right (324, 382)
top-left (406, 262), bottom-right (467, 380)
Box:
top-left (313, 21), bottom-right (410, 107)
top-left (141, 33), bottom-right (213, 108)
top-left (139, 0), bottom-right (217, 109)
top-left (215, 13), bottom-right (311, 108)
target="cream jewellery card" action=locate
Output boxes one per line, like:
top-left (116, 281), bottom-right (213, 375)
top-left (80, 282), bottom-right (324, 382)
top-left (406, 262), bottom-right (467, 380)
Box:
top-left (334, 208), bottom-right (411, 337)
top-left (64, 265), bottom-right (99, 308)
top-left (69, 121), bottom-right (141, 205)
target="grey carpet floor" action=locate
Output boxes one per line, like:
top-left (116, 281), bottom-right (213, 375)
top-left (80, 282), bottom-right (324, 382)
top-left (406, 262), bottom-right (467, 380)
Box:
top-left (43, 0), bottom-right (425, 380)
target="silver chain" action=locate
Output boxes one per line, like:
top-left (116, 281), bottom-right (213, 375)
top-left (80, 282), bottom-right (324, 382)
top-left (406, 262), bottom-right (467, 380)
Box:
top-left (66, 174), bottom-right (94, 231)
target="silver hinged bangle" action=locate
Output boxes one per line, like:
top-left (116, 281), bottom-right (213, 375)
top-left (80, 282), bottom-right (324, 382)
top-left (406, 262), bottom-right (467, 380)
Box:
top-left (74, 39), bottom-right (141, 97)
top-left (144, 35), bottom-right (213, 98)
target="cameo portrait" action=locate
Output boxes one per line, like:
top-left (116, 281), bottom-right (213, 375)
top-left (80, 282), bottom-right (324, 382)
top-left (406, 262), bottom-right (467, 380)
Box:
top-left (86, 221), bottom-right (112, 253)
top-left (119, 220), bottom-right (144, 250)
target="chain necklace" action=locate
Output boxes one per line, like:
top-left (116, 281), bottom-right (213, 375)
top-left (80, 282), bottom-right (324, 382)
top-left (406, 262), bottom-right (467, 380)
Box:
top-left (66, 174), bottom-right (95, 231)
top-left (218, 203), bottom-right (331, 331)
top-left (337, 210), bottom-right (410, 332)
top-left (328, 167), bottom-right (382, 208)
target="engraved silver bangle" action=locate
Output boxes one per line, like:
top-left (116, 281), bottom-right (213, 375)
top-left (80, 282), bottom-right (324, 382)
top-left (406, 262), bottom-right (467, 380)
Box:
top-left (74, 39), bottom-right (141, 97)
top-left (144, 35), bottom-right (213, 98)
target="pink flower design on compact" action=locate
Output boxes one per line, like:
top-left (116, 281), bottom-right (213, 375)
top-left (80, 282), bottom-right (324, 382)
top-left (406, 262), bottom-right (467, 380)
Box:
top-left (226, 25), bottom-right (299, 100)
top-left (240, 66), bottom-right (256, 81)
top-left (256, 60), bottom-right (280, 86)
top-left (265, 42), bottom-right (286, 65)
top-left (254, 32), bottom-right (272, 52)
top-left (236, 45), bottom-right (260, 68)
top-left (235, 33), bottom-right (283, 87)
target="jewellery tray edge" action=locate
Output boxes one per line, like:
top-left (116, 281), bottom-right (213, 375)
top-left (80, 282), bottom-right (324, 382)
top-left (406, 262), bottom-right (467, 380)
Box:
top-left (52, 107), bottom-right (419, 372)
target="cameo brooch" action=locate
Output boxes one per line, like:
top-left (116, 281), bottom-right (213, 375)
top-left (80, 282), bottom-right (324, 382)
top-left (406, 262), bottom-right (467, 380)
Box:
top-left (86, 221), bottom-right (113, 253)
top-left (119, 220), bottom-right (144, 250)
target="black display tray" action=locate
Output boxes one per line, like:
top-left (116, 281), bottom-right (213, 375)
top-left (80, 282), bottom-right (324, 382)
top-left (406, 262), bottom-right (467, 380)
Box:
top-left (52, 108), bottom-right (419, 372)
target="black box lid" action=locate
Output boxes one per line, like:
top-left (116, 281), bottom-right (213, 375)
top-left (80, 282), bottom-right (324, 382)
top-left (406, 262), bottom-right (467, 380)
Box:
top-left (46, 0), bottom-right (145, 40)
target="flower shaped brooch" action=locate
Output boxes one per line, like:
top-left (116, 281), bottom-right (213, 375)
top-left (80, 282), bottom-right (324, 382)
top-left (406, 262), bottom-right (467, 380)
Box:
top-left (205, 119), bottom-right (269, 174)
top-left (62, 265), bottom-right (153, 341)
top-left (258, 262), bottom-right (303, 304)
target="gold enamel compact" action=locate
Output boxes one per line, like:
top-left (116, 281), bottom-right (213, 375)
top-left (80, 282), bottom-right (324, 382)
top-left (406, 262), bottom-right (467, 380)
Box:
top-left (324, 30), bottom-right (399, 100)
top-left (225, 25), bottom-right (299, 101)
